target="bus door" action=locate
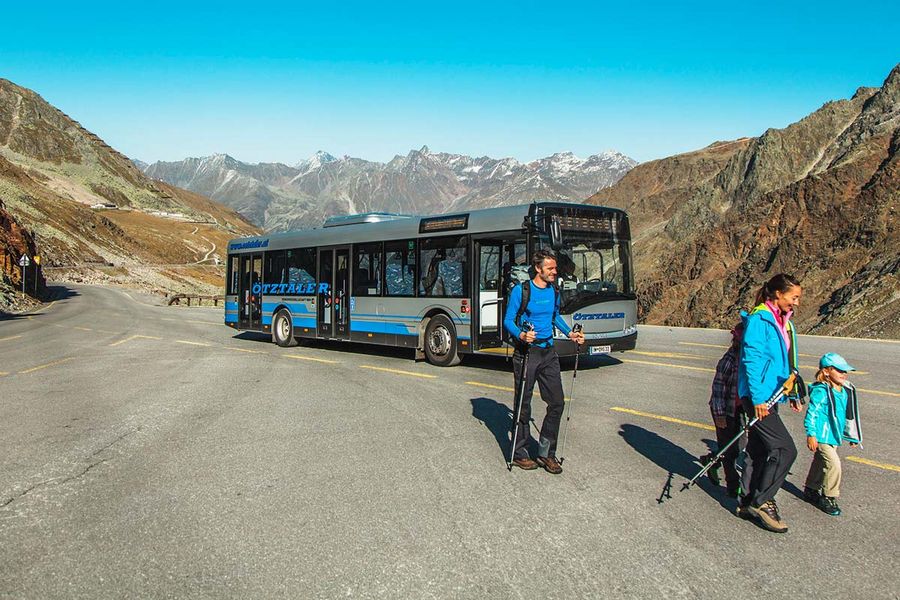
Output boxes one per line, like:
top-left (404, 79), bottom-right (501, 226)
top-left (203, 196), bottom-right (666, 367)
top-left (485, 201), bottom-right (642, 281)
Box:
top-left (475, 240), bottom-right (505, 348)
top-left (334, 247), bottom-right (351, 339)
top-left (238, 253), bottom-right (263, 329)
top-left (317, 247), bottom-right (352, 339)
top-left (474, 239), bottom-right (527, 349)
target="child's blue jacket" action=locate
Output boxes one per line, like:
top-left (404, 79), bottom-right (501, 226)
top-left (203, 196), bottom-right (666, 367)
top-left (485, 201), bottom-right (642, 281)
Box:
top-left (804, 381), bottom-right (863, 446)
top-left (738, 305), bottom-right (798, 406)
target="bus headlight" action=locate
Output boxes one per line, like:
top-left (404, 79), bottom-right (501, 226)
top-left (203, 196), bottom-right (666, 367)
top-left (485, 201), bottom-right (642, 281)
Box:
top-left (622, 325), bottom-right (638, 336)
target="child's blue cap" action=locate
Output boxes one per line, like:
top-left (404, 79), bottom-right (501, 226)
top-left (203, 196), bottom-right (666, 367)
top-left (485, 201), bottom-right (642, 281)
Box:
top-left (819, 352), bottom-right (855, 372)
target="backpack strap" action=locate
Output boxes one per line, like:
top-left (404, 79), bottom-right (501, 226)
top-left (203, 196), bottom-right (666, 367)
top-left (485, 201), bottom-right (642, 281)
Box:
top-left (515, 280), bottom-right (531, 328)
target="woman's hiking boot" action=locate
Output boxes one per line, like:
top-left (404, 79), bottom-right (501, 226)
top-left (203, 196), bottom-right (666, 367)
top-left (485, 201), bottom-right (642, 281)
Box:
top-left (817, 496), bottom-right (841, 516)
top-left (749, 500), bottom-right (788, 533)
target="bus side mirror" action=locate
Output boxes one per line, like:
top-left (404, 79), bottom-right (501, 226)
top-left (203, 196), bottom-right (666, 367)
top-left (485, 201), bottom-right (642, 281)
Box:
top-left (549, 216), bottom-right (564, 250)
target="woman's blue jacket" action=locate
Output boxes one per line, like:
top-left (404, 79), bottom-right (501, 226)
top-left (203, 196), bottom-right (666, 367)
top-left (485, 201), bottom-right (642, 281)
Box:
top-left (738, 304), bottom-right (798, 406)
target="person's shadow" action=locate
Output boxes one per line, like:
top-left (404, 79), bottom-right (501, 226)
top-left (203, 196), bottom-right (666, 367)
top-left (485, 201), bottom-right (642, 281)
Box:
top-left (619, 423), bottom-right (734, 510)
top-left (470, 397), bottom-right (539, 464)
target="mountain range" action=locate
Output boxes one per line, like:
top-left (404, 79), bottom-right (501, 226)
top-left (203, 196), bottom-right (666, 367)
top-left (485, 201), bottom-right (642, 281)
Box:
top-left (588, 64), bottom-right (900, 338)
top-left (143, 148), bottom-right (637, 231)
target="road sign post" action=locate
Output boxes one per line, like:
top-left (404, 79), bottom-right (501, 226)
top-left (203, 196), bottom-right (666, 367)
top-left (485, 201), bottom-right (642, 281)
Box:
top-left (18, 255), bottom-right (30, 295)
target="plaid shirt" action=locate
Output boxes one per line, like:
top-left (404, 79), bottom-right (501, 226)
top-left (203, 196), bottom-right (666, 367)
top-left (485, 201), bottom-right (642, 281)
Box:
top-left (710, 346), bottom-right (740, 418)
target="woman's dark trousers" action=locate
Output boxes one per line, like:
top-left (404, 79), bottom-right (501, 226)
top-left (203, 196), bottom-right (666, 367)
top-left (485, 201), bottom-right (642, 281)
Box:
top-left (742, 399), bottom-right (798, 508)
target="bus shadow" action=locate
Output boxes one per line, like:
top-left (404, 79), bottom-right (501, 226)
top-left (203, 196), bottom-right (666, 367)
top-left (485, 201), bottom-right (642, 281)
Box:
top-left (618, 423), bottom-right (734, 510)
top-left (460, 352), bottom-right (622, 373)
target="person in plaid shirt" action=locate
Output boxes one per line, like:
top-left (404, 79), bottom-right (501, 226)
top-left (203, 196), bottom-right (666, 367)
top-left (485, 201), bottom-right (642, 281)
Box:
top-left (702, 323), bottom-right (746, 497)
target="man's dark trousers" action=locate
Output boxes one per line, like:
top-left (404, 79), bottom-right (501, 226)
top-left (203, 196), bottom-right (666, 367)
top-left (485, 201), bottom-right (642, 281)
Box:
top-left (741, 399), bottom-right (798, 508)
top-left (512, 345), bottom-right (565, 460)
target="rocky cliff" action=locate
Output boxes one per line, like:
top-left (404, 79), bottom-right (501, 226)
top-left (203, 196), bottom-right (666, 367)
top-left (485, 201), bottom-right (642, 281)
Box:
top-left (0, 78), bottom-right (259, 297)
top-left (589, 65), bottom-right (900, 339)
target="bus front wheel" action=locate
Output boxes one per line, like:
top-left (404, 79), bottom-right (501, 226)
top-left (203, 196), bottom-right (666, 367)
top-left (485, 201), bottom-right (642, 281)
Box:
top-left (424, 314), bottom-right (460, 367)
top-left (272, 309), bottom-right (298, 347)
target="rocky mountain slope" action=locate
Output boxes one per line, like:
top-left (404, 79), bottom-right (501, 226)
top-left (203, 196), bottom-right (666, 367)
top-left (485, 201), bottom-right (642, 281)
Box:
top-left (589, 65), bottom-right (900, 339)
top-left (0, 78), bottom-right (259, 298)
top-left (144, 147), bottom-right (637, 231)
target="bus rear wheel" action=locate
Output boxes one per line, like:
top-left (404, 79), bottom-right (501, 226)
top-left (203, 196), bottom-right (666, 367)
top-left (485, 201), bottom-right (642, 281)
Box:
top-left (424, 314), bottom-right (460, 367)
top-left (272, 308), bottom-right (298, 347)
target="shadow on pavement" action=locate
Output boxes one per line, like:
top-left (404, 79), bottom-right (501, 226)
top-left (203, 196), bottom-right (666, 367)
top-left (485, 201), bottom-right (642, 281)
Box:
top-left (619, 423), bottom-right (734, 511)
top-left (471, 397), bottom-right (512, 460)
top-left (0, 285), bottom-right (79, 321)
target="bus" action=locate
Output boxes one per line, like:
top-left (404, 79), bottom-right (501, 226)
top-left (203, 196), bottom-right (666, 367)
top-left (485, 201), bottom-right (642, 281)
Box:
top-left (225, 201), bottom-right (637, 366)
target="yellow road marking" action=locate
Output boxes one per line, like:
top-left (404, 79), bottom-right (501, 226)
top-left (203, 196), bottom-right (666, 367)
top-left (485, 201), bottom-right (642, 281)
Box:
top-left (283, 354), bottom-right (339, 364)
top-left (109, 334), bottom-right (162, 347)
top-left (631, 350), bottom-right (708, 361)
top-left (176, 340), bottom-right (211, 347)
top-left (0, 335), bottom-right (22, 342)
top-left (610, 406), bottom-right (716, 431)
top-left (226, 347), bottom-right (267, 354)
top-left (360, 365), bottom-right (436, 378)
top-left (620, 358), bottom-right (715, 373)
top-left (466, 381), bottom-right (572, 401)
top-left (679, 341), bottom-right (728, 350)
top-left (856, 387), bottom-right (900, 398)
top-left (19, 357), bottom-right (76, 374)
top-left (678, 342), bottom-right (816, 358)
top-left (73, 326), bottom-right (93, 332)
top-left (0, 371), bottom-right (8, 377)
top-left (467, 381), bottom-right (514, 392)
top-left (847, 456), bottom-right (900, 473)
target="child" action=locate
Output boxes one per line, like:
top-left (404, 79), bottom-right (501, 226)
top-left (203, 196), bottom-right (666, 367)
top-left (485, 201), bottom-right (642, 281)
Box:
top-left (803, 352), bottom-right (863, 516)
top-left (703, 323), bottom-right (746, 497)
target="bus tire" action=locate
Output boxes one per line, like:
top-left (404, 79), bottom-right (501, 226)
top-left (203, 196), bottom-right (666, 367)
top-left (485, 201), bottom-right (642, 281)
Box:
top-left (423, 314), bottom-right (460, 367)
top-left (272, 308), bottom-right (298, 347)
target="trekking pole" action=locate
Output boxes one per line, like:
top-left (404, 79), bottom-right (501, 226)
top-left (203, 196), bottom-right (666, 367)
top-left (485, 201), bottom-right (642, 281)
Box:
top-left (681, 372), bottom-right (797, 491)
top-left (508, 322), bottom-right (535, 471)
top-left (557, 323), bottom-right (583, 464)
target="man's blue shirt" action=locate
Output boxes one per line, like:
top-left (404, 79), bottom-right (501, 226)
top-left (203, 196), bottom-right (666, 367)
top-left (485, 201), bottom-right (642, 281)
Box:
top-left (504, 281), bottom-right (571, 346)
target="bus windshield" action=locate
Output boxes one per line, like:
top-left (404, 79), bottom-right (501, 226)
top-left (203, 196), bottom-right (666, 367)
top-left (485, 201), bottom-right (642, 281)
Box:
top-left (537, 208), bottom-right (634, 309)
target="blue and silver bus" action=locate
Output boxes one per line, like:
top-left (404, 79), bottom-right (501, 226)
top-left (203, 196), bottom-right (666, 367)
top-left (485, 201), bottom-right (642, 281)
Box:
top-left (225, 202), bottom-right (637, 366)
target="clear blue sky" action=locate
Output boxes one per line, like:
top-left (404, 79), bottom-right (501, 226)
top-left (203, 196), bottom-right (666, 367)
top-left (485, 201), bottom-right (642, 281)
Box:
top-left (2, 1), bottom-right (897, 165)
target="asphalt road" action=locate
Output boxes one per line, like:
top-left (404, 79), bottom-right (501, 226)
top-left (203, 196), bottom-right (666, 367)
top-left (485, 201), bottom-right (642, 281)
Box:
top-left (1, 284), bottom-right (898, 599)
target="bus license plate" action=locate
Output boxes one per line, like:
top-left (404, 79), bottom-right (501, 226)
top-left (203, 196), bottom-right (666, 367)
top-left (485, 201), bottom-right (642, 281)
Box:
top-left (589, 345), bottom-right (611, 355)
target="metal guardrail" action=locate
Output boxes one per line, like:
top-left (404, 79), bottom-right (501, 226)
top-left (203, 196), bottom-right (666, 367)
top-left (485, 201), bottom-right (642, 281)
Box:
top-left (167, 294), bottom-right (223, 307)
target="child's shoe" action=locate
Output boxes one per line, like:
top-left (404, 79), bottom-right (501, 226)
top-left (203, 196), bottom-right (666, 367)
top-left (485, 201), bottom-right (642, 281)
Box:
top-left (803, 487), bottom-right (821, 504)
top-left (817, 496), bottom-right (841, 516)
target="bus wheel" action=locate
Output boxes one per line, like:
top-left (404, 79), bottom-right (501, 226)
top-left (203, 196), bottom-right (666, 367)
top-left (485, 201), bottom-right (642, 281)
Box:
top-left (424, 314), bottom-right (460, 367)
top-left (272, 309), bottom-right (297, 347)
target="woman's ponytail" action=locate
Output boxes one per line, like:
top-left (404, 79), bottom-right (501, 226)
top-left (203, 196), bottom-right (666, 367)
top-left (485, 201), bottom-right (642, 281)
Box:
top-left (755, 273), bottom-right (800, 305)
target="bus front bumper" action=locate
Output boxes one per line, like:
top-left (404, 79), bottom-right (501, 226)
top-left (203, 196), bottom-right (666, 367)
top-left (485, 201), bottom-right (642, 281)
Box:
top-left (554, 331), bottom-right (637, 357)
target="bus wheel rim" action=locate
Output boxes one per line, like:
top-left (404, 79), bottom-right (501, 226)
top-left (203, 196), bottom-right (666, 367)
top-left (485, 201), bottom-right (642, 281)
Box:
top-left (429, 325), bottom-right (451, 356)
top-left (277, 314), bottom-right (290, 339)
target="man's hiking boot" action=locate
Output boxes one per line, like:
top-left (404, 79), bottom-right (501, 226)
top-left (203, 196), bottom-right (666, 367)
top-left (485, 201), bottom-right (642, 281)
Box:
top-left (817, 495), bottom-right (841, 516)
top-left (512, 457), bottom-right (538, 470)
top-left (536, 456), bottom-right (563, 475)
top-left (803, 487), bottom-right (821, 504)
top-left (749, 500), bottom-right (788, 533)
top-left (735, 504), bottom-right (753, 521)
top-left (700, 453), bottom-right (721, 486)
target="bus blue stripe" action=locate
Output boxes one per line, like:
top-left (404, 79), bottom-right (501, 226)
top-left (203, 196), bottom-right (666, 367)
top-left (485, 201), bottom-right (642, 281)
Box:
top-left (225, 314), bottom-right (238, 323)
top-left (225, 302), bottom-right (238, 311)
top-left (262, 302), bottom-right (312, 313)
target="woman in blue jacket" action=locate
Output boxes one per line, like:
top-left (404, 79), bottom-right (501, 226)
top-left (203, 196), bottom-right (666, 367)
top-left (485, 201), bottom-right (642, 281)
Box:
top-left (737, 274), bottom-right (803, 533)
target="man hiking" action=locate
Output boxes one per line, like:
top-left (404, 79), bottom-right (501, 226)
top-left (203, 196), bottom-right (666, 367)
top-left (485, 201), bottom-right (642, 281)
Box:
top-left (504, 249), bottom-right (585, 474)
